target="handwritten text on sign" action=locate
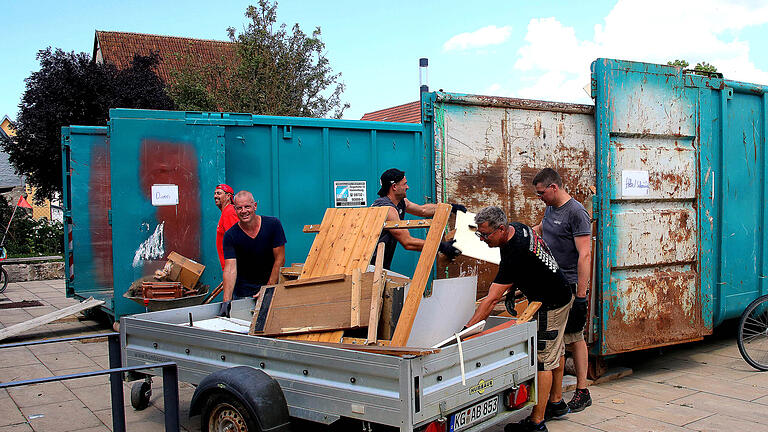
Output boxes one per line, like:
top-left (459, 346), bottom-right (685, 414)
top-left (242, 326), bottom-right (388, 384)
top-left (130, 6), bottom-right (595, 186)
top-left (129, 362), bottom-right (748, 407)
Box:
top-left (621, 170), bottom-right (649, 197)
top-left (151, 184), bottom-right (179, 206)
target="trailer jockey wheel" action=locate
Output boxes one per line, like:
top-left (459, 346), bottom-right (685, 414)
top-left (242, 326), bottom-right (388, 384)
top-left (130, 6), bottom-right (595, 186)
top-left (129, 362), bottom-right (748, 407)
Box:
top-left (203, 394), bottom-right (258, 432)
top-left (130, 380), bottom-right (152, 411)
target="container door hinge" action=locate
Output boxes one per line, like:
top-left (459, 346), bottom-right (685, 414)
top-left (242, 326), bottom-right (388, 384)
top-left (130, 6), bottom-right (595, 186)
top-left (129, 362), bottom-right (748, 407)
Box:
top-left (421, 101), bottom-right (433, 123)
top-left (107, 210), bottom-right (113, 226)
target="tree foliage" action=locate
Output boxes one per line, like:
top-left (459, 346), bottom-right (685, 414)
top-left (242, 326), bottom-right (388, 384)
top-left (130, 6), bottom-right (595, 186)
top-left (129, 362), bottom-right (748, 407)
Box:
top-left (167, 0), bottom-right (348, 118)
top-left (0, 195), bottom-right (63, 257)
top-left (0, 49), bottom-right (174, 202)
top-left (667, 59), bottom-right (719, 75)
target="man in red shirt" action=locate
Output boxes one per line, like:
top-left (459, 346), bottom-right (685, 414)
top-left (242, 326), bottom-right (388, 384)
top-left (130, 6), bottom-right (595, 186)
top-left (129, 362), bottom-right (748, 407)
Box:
top-left (214, 184), bottom-right (239, 270)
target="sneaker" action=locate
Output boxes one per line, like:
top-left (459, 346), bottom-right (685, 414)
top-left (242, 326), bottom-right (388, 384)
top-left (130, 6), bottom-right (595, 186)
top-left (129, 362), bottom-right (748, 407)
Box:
top-left (504, 417), bottom-right (548, 432)
top-left (567, 388), bottom-right (592, 413)
top-left (544, 399), bottom-right (570, 420)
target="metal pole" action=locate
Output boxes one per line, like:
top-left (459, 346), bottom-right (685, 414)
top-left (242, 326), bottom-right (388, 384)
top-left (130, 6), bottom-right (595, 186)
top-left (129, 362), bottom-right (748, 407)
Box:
top-left (162, 364), bottom-right (180, 432)
top-left (108, 334), bottom-right (126, 432)
top-left (1, 200), bottom-right (19, 247)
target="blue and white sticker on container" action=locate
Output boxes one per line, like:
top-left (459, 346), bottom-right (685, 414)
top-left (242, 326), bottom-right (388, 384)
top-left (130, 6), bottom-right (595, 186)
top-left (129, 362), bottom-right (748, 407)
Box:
top-left (334, 181), bottom-right (366, 208)
top-left (621, 170), bottom-right (649, 197)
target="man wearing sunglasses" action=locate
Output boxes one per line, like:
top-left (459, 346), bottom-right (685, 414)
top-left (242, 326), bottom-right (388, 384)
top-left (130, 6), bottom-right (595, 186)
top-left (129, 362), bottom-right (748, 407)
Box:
top-left (371, 168), bottom-right (465, 270)
top-left (532, 168), bottom-right (593, 417)
top-left (466, 206), bottom-right (573, 432)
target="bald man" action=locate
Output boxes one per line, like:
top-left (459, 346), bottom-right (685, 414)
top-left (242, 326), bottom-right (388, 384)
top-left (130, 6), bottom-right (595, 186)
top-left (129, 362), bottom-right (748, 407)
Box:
top-left (219, 191), bottom-right (286, 317)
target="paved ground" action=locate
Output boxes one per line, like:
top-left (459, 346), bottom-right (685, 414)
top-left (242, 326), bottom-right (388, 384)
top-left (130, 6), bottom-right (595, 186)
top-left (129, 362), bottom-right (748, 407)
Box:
top-left (1, 280), bottom-right (767, 432)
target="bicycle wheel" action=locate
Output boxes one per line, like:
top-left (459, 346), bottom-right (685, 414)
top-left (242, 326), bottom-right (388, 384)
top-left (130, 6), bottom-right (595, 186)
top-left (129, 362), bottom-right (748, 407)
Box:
top-left (737, 294), bottom-right (768, 371)
top-left (0, 267), bottom-right (7, 293)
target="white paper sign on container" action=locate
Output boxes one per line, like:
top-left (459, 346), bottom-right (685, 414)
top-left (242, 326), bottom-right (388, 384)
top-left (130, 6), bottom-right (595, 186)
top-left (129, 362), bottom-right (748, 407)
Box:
top-left (151, 184), bottom-right (179, 206)
top-left (621, 170), bottom-right (650, 197)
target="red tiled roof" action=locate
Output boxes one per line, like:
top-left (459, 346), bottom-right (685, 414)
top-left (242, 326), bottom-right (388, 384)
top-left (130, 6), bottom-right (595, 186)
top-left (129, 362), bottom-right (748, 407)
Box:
top-left (94, 31), bottom-right (236, 83)
top-left (361, 101), bottom-right (421, 123)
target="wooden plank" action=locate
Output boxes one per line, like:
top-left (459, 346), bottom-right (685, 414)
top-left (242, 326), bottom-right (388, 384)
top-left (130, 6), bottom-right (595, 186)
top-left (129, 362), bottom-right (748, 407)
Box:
top-left (297, 340), bottom-right (441, 357)
top-left (326, 208), bottom-right (366, 275)
top-left (342, 337), bottom-right (391, 346)
top-left (283, 274), bottom-right (345, 287)
top-left (0, 298), bottom-right (105, 341)
top-left (350, 269), bottom-right (362, 327)
top-left (391, 203), bottom-right (452, 346)
top-left (248, 286), bottom-right (275, 334)
top-left (279, 330), bottom-right (343, 343)
top-left (303, 209), bottom-right (347, 278)
top-left (300, 208), bottom-right (335, 278)
top-left (346, 207), bottom-right (389, 274)
top-left (516, 301), bottom-right (542, 323)
top-left (303, 218), bottom-right (432, 233)
top-left (259, 273), bottom-right (376, 336)
top-left (366, 242), bottom-right (386, 344)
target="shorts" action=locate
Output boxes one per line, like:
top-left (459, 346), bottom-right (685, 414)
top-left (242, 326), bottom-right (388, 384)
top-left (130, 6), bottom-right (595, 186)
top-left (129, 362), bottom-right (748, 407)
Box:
top-left (537, 296), bottom-right (574, 371)
top-left (564, 329), bottom-right (585, 345)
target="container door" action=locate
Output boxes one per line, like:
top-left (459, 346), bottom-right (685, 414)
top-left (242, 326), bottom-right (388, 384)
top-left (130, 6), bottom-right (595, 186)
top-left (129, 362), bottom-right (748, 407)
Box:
top-left (61, 126), bottom-right (114, 309)
top-left (108, 111), bottom-right (225, 318)
top-left (592, 59), bottom-right (707, 355)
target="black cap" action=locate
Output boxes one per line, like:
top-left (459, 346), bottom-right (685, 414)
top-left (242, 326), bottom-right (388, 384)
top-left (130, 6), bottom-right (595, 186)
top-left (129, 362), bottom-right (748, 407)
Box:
top-left (377, 168), bottom-right (405, 197)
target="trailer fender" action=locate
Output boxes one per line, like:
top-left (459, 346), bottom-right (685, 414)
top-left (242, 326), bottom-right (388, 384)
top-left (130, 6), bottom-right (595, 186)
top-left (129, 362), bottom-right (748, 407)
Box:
top-left (190, 366), bottom-right (291, 431)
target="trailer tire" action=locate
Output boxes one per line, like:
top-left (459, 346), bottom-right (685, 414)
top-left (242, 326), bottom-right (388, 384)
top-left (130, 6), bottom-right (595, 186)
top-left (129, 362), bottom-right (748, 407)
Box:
top-left (130, 381), bottom-right (151, 411)
top-left (190, 366), bottom-right (291, 432)
top-left (202, 393), bottom-right (259, 432)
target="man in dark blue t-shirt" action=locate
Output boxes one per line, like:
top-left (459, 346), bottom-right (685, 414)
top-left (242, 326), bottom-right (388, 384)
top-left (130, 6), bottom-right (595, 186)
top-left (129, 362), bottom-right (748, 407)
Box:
top-left (220, 191), bottom-right (286, 316)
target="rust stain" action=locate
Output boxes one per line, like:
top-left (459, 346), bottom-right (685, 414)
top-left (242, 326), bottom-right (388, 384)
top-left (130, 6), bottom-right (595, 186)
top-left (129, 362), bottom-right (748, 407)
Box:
top-left (604, 269), bottom-right (707, 354)
top-left (88, 140), bottom-right (113, 288)
top-left (533, 119), bottom-right (542, 137)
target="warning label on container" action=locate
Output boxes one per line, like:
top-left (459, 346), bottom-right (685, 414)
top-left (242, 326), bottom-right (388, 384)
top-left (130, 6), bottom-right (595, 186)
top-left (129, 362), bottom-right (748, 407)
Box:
top-left (334, 181), bottom-right (367, 208)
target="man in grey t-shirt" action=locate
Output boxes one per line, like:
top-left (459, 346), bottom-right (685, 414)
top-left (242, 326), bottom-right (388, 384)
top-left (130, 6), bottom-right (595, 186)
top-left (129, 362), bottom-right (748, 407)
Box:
top-left (532, 168), bottom-right (593, 417)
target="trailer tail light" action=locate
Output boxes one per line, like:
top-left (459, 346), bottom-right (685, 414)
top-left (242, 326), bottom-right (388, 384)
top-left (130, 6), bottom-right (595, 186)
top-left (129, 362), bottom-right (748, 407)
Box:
top-left (504, 384), bottom-right (529, 410)
top-left (423, 420), bottom-right (447, 432)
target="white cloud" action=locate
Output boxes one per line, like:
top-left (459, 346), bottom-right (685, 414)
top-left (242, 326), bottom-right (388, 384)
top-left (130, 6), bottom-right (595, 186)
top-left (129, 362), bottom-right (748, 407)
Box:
top-left (513, 0), bottom-right (768, 103)
top-left (443, 25), bottom-right (513, 52)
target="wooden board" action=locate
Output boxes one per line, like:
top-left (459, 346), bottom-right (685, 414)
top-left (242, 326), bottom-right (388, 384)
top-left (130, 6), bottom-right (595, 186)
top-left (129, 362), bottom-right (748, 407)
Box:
top-left (300, 207), bottom-right (389, 278)
top-left (0, 298), bottom-right (105, 341)
top-left (296, 340), bottom-right (441, 357)
top-left (279, 331), bottom-right (344, 343)
top-left (303, 218), bottom-right (432, 233)
top-left (391, 203), bottom-right (451, 346)
top-left (258, 273), bottom-right (376, 336)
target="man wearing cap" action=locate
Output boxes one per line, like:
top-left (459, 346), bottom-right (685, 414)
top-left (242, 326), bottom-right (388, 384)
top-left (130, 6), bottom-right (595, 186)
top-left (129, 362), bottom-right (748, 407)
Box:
top-left (214, 184), bottom-right (239, 270)
top-left (372, 168), bottom-right (465, 270)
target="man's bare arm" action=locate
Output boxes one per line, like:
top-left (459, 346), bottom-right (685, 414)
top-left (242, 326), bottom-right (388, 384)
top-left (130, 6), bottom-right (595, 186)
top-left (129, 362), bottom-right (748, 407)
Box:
top-left (574, 234), bottom-right (591, 298)
top-left (385, 205), bottom-right (425, 251)
top-left (268, 245), bottom-right (286, 285)
top-left (404, 198), bottom-right (437, 218)
top-left (467, 282), bottom-right (513, 327)
top-left (222, 258), bottom-right (237, 302)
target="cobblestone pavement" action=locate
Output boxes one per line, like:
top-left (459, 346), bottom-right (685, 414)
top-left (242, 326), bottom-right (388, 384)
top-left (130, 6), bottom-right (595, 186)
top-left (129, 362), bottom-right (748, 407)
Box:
top-left (1, 280), bottom-right (767, 431)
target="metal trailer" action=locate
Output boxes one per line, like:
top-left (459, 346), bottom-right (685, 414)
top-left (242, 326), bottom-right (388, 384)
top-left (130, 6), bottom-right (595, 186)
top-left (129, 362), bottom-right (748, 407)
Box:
top-left (121, 300), bottom-right (538, 431)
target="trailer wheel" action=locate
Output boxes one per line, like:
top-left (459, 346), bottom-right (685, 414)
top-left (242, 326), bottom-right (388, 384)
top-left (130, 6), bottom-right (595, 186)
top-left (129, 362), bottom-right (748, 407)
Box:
top-left (130, 381), bottom-right (152, 410)
top-left (202, 393), bottom-right (259, 432)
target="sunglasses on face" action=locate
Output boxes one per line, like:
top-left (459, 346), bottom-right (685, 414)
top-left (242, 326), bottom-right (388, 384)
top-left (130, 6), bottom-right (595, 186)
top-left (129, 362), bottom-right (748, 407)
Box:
top-left (475, 226), bottom-right (500, 240)
top-left (535, 184), bottom-right (554, 196)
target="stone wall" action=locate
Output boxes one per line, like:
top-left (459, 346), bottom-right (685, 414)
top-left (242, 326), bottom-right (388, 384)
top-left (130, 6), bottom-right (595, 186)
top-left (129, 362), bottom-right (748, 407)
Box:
top-left (4, 257), bottom-right (64, 282)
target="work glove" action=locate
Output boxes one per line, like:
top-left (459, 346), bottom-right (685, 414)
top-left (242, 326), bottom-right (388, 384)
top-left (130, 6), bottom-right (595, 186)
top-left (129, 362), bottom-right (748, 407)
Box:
top-left (504, 292), bottom-right (518, 317)
top-left (218, 300), bottom-right (232, 318)
top-left (450, 203), bottom-right (467, 214)
top-left (565, 296), bottom-right (588, 333)
top-left (438, 239), bottom-right (462, 261)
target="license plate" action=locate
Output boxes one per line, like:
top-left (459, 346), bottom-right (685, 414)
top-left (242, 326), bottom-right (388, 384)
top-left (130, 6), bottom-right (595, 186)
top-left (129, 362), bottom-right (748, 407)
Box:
top-left (449, 396), bottom-right (499, 432)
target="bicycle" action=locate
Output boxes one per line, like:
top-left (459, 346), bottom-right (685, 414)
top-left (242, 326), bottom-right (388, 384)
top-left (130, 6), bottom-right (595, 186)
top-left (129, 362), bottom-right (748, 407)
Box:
top-left (737, 294), bottom-right (768, 371)
top-left (0, 246), bottom-right (7, 294)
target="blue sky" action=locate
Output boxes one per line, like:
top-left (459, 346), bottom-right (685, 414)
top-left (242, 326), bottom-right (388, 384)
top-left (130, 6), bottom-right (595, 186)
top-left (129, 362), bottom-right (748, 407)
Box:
top-left (2, 0), bottom-right (768, 121)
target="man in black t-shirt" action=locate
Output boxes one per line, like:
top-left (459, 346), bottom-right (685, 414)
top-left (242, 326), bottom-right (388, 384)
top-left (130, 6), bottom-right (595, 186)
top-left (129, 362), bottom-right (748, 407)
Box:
top-left (466, 206), bottom-right (573, 432)
top-left (219, 191), bottom-right (286, 317)
top-left (371, 168), bottom-right (464, 270)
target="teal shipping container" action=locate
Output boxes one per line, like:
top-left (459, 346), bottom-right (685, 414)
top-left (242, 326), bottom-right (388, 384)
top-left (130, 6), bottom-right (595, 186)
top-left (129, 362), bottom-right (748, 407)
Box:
top-left (63, 110), bottom-right (430, 319)
top-left (423, 58), bottom-right (768, 357)
top-left (63, 58), bottom-right (768, 358)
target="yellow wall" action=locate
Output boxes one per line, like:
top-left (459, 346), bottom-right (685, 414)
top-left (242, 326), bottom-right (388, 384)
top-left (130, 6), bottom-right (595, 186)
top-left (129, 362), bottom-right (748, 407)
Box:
top-left (0, 118), bottom-right (14, 137)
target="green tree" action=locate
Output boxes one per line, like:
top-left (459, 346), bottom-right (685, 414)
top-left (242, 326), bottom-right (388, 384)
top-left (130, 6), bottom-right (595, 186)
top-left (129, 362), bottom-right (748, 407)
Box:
top-left (167, 0), bottom-right (348, 118)
top-left (0, 49), bottom-right (174, 202)
top-left (667, 59), bottom-right (719, 75)
top-left (0, 196), bottom-right (63, 257)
